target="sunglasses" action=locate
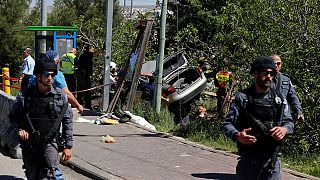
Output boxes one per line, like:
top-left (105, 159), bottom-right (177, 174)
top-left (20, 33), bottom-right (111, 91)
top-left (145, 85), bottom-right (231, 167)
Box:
top-left (42, 71), bottom-right (56, 77)
top-left (257, 70), bottom-right (275, 77)
top-left (275, 61), bottom-right (281, 65)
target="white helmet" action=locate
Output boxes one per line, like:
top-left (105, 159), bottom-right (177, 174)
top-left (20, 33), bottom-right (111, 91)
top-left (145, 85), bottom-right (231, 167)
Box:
top-left (110, 62), bottom-right (117, 69)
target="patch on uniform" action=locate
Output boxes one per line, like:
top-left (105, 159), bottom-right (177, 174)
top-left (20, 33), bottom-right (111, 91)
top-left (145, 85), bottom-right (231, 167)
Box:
top-left (282, 81), bottom-right (289, 85)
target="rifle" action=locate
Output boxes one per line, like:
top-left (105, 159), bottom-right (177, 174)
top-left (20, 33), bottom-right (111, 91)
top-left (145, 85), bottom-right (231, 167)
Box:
top-left (245, 110), bottom-right (274, 138)
top-left (25, 113), bottom-right (58, 172)
top-left (24, 113), bottom-right (46, 152)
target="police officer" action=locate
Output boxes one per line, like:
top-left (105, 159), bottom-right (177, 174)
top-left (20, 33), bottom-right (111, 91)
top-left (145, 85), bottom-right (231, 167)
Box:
top-left (271, 54), bottom-right (304, 123)
top-left (24, 50), bottom-right (84, 113)
top-left (223, 56), bottom-right (294, 180)
top-left (11, 59), bottom-right (73, 179)
top-left (61, 48), bottom-right (78, 93)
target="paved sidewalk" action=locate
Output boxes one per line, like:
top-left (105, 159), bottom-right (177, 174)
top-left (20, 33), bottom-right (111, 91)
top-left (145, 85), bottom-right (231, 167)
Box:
top-left (68, 110), bottom-right (319, 180)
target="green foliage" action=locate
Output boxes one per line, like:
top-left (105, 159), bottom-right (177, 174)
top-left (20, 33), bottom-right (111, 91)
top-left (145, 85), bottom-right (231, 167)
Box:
top-left (174, 119), bottom-right (237, 152)
top-left (166, 0), bottom-right (320, 157)
top-left (133, 101), bottom-right (175, 132)
top-left (282, 153), bottom-right (320, 177)
top-left (0, 0), bottom-right (33, 77)
top-left (48, 0), bottom-right (135, 86)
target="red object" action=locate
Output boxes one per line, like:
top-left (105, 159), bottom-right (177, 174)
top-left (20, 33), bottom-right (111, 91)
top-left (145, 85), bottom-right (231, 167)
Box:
top-left (197, 66), bottom-right (203, 74)
top-left (165, 85), bottom-right (176, 95)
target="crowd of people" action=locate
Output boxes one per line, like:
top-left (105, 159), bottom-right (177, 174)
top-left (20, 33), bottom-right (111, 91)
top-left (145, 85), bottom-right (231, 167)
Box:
top-left (11, 45), bottom-right (304, 179)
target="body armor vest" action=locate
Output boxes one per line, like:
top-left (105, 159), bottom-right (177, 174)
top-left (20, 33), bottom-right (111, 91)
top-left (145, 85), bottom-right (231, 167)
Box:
top-left (237, 88), bottom-right (284, 154)
top-left (24, 94), bottom-right (60, 138)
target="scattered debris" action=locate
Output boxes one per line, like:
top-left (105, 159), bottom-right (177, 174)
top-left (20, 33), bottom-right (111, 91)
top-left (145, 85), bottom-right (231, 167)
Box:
top-left (75, 117), bottom-right (95, 123)
top-left (101, 135), bottom-right (115, 143)
top-left (125, 111), bottom-right (156, 131)
top-left (96, 118), bottom-right (119, 125)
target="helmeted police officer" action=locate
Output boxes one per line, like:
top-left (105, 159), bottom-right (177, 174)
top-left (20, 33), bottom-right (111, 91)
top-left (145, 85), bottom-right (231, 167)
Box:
top-left (11, 59), bottom-right (73, 179)
top-left (271, 54), bottom-right (304, 123)
top-left (223, 56), bottom-right (294, 180)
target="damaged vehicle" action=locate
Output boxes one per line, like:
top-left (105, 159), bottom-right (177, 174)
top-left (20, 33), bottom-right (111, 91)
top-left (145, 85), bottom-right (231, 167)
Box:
top-left (141, 51), bottom-right (207, 104)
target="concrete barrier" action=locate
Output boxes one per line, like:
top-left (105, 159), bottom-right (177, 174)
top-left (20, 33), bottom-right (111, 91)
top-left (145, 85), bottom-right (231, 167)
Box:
top-left (0, 90), bottom-right (22, 159)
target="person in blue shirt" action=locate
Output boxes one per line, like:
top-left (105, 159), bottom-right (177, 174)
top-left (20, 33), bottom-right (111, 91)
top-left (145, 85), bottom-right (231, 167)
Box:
top-left (141, 76), bottom-right (155, 102)
top-left (25, 50), bottom-right (83, 113)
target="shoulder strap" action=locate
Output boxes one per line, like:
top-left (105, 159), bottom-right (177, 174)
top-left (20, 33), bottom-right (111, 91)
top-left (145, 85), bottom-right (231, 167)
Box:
top-left (64, 53), bottom-right (74, 65)
top-left (241, 87), bottom-right (254, 110)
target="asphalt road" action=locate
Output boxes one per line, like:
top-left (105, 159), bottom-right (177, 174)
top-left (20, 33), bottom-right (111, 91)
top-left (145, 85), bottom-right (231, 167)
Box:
top-left (0, 147), bottom-right (91, 180)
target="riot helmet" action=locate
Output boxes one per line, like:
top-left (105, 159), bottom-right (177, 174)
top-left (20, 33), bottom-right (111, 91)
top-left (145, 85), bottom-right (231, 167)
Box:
top-left (250, 56), bottom-right (276, 74)
top-left (34, 59), bottom-right (57, 76)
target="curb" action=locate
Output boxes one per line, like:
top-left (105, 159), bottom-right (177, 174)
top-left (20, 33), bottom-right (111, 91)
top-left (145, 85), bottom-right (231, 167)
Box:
top-left (65, 155), bottom-right (125, 180)
top-left (66, 117), bottom-right (319, 180)
top-left (126, 121), bottom-right (320, 180)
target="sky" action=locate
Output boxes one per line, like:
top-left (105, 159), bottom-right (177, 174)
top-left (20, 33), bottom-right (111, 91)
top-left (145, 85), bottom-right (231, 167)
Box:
top-left (31, 0), bottom-right (157, 7)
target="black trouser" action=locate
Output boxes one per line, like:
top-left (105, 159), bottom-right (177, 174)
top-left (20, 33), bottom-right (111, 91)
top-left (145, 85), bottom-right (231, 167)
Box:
top-left (77, 72), bottom-right (92, 109)
top-left (21, 141), bottom-right (62, 179)
top-left (217, 87), bottom-right (227, 113)
top-left (63, 73), bottom-right (76, 93)
top-left (237, 152), bottom-right (281, 180)
top-left (21, 75), bottom-right (33, 90)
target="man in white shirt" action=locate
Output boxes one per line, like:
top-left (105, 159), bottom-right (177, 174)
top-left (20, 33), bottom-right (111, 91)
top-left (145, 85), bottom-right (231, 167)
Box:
top-left (20, 48), bottom-right (35, 89)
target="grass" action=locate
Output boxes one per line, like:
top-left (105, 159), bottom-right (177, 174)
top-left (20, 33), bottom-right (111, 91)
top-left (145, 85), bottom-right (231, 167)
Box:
top-left (282, 154), bottom-right (320, 177)
top-left (133, 98), bottom-right (320, 178)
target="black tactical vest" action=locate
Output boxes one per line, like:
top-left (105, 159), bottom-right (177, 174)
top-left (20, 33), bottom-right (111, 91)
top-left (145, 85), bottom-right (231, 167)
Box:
top-left (237, 87), bottom-right (284, 154)
top-left (23, 86), bottom-right (62, 140)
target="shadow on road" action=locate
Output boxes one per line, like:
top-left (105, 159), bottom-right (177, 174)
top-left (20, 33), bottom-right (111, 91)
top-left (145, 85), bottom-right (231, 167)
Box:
top-left (191, 172), bottom-right (237, 180)
top-left (0, 175), bottom-right (24, 180)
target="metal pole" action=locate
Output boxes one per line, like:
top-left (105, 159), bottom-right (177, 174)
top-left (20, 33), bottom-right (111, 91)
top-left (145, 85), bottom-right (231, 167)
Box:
top-left (103, 0), bottom-right (113, 112)
top-left (130, 0), bottom-right (133, 17)
top-left (40, 0), bottom-right (47, 57)
top-left (154, 0), bottom-right (168, 113)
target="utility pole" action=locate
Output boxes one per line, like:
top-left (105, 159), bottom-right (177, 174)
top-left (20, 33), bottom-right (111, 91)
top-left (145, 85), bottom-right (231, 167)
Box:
top-left (40, 0), bottom-right (47, 58)
top-left (130, 0), bottom-right (133, 17)
top-left (154, 0), bottom-right (168, 113)
top-left (103, 0), bottom-right (113, 112)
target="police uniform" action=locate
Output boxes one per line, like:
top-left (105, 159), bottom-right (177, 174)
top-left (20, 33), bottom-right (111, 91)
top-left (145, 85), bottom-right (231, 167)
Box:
top-left (223, 56), bottom-right (294, 180)
top-left (224, 86), bottom-right (293, 180)
top-left (11, 58), bottom-right (73, 179)
top-left (272, 72), bottom-right (303, 116)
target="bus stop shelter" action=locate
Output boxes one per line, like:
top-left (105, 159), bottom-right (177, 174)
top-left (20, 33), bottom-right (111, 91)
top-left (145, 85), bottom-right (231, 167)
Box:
top-left (27, 26), bottom-right (78, 60)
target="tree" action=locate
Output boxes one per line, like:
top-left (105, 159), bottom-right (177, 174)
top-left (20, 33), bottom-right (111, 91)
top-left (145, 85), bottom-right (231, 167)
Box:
top-left (166, 0), bottom-right (320, 155)
top-left (0, 0), bottom-right (33, 77)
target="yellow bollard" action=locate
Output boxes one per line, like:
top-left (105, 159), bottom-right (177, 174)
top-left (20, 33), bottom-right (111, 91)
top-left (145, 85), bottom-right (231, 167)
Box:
top-left (2, 67), bottom-right (10, 95)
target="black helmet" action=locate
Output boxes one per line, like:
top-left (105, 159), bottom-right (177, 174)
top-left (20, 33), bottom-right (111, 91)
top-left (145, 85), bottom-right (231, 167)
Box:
top-left (250, 56), bottom-right (276, 74)
top-left (34, 59), bottom-right (57, 76)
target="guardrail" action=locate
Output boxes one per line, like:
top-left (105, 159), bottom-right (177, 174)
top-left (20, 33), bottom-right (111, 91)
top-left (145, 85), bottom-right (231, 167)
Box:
top-left (1, 67), bottom-right (20, 95)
